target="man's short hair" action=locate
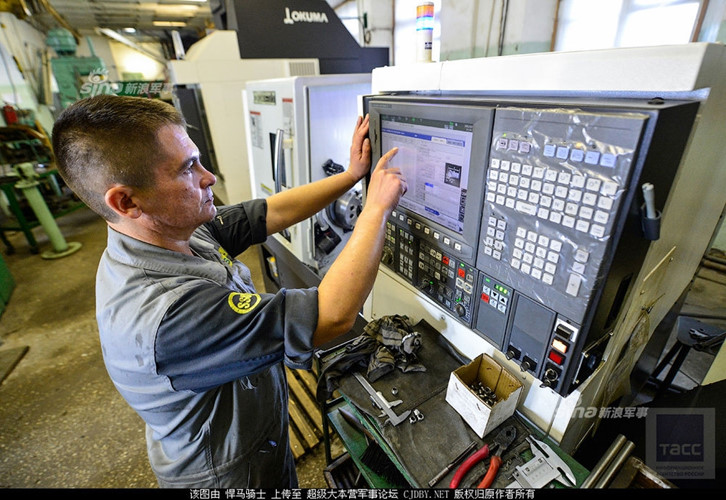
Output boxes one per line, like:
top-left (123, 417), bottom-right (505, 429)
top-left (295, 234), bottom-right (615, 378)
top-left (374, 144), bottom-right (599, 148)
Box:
top-left (52, 95), bottom-right (186, 222)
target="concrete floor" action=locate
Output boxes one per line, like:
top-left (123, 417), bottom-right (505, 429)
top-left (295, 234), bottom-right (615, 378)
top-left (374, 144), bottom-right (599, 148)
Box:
top-left (0, 205), bottom-right (724, 489)
top-left (0, 206), bottom-right (334, 488)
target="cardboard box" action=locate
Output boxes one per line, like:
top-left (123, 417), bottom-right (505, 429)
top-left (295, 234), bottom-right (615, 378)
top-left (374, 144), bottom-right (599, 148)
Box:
top-left (445, 353), bottom-right (523, 438)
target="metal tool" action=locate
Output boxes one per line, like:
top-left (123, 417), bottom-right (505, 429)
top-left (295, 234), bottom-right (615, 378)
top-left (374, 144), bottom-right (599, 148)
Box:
top-left (353, 372), bottom-right (411, 426)
top-left (450, 425), bottom-right (517, 488)
top-left (507, 436), bottom-right (577, 488)
top-left (408, 408), bottom-right (425, 424)
top-left (428, 441), bottom-right (478, 487)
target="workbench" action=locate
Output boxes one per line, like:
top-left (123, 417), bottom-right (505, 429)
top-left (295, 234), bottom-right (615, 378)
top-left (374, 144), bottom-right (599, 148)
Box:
top-left (316, 319), bottom-right (589, 489)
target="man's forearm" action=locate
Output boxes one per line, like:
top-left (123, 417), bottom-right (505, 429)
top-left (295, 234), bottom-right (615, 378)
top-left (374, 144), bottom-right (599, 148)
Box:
top-left (265, 171), bottom-right (359, 236)
top-left (312, 205), bottom-right (388, 347)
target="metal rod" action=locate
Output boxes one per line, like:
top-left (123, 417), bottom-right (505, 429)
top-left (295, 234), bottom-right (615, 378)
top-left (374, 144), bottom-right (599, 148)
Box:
top-left (581, 434), bottom-right (627, 488)
top-left (593, 440), bottom-right (635, 488)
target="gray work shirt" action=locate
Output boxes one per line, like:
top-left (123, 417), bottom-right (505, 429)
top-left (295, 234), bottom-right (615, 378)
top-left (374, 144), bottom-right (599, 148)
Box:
top-left (96, 200), bottom-right (318, 488)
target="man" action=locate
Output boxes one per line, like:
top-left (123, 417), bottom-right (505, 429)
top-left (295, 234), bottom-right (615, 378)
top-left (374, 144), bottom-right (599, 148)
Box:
top-left (51, 94), bottom-right (406, 488)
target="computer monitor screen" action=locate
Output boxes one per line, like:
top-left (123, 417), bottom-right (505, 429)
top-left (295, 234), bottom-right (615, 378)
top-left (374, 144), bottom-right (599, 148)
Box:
top-left (381, 114), bottom-right (474, 234)
top-left (366, 98), bottom-right (494, 263)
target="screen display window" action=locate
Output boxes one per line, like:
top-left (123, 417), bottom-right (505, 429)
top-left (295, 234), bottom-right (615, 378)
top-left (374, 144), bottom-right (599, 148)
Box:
top-left (381, 114), bottom-right (474, 233)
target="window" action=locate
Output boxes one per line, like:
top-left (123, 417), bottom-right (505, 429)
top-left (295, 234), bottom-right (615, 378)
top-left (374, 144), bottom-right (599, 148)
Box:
top-left (555, 0), bottom-right (703, 52)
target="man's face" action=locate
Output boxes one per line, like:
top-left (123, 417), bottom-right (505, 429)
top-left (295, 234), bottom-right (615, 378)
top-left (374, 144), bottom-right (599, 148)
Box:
top-left (137, 124), bottom-right (217, 238)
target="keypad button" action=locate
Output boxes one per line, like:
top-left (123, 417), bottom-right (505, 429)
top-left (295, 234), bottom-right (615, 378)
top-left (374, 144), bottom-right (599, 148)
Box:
top-left (597, 197), bottom-right (614, 210)
top-left (570, 149), bottom-right (585, 162)
top-left (575, 220), bottom-right (590, 232)
top-left (601, 181), bottom-right (618, 196)
top-left (579, 207), bottom-right (593, 220)
top-left (566, 274), bottom-right (581, 296)
top-left (571, 175), bottom-right (586, 188)
top-left (568, 190), bottom-right (583, 203)
top-left (600, 153), bottom-right (617, 167)
top-left (582, 193), bottom-right (597, 206)
top-left (590, 224), bottom-right (606, 238)
top-left (585, 151), bottom-right (600, 165)
top-left (557, 172), bottom-right (572, 184)
top-left (593, 210), bottom-right (609, 224)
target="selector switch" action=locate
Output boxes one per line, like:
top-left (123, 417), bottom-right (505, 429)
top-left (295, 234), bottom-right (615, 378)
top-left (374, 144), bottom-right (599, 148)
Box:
top-left (520, 356), bottom-right (537, 373)
top-left (455, 303), bottom-right (467, 318)
top-left (506, 346), bottom-right (521, 360)
top-left (540, 364), bottom-right (561, 389)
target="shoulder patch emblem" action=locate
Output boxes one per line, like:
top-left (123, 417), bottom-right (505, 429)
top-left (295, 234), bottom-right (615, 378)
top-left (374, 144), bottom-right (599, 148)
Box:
top-left (228, 292), bottom-right (261, 314)
top-left (218, 247), bottom-right (233, 267)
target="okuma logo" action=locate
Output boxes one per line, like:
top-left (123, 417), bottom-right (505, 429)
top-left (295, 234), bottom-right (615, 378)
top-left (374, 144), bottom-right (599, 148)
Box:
top-left (283, 7), bottom-right (329, 24)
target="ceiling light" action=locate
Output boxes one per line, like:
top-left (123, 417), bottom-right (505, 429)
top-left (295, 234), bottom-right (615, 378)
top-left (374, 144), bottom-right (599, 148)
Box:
top-left (152, 21), bottom-right (188, 27)
top-left (123, 28), bottom-right (137, 34)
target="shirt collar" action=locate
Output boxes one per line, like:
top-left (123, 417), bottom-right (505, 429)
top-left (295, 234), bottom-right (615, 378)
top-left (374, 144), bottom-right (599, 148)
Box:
top-left (105, 226), bottom-right (228, 283)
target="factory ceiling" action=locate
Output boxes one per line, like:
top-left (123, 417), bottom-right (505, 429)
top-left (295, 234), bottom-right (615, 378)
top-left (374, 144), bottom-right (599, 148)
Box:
top-left (16, 0), bottom-right (214, 44)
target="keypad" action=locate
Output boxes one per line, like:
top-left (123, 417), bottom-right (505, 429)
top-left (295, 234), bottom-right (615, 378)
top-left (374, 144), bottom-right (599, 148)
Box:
top-left (397, 227), bottom-right (415, 281)
top-left (486, 158), bottom-right (618, 240)
top-left (511, 226), bottom-right (563, 286)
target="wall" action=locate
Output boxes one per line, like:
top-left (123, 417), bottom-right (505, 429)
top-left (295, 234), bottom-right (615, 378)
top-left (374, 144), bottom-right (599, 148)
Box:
top-left (0, 12), bottom-right (55, 133)
top-left (438, 0), bottom-right (557, 60)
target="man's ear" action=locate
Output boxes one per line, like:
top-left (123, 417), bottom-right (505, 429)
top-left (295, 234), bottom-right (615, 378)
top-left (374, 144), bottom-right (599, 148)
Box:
top-left (105, 185), bottom-right (143, 219)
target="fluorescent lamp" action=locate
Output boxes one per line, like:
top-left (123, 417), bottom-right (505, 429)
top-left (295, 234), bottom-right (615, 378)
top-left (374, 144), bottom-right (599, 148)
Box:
top-left (152, 21), bottom-right (188, 27)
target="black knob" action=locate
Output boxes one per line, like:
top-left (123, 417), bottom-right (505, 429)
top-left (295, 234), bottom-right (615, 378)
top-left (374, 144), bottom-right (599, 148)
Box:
top-left (381, 247), bottom-right (394, 265)
top-left (544, 368), bottom-right (559, 382)
top-left (520, 359), bottom-right (533, 372)
top-left (540, 368), bottom-right (559, 389)
top-left (455, 304), bottom-right (466, 317)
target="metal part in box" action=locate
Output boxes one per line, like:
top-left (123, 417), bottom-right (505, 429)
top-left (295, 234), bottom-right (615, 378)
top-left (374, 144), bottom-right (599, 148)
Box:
top-left (446, 353), bottom-right (523, 438)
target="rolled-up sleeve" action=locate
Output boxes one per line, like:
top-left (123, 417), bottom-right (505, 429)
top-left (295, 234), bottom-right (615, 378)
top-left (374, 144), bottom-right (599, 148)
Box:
top-left (155, 282), bottom-right (318, 393)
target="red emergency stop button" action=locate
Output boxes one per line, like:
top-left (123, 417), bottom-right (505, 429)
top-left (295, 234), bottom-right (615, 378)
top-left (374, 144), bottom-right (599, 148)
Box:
top-left (548, 350), bottom-right (565, 365)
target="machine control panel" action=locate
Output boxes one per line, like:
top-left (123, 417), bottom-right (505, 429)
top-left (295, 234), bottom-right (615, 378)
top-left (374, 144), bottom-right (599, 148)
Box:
top-left (418, 240), bottom-right (478, 325)
top-left (366, 93), bottom-right (699, 395)
top-left (383, 212), bottom-right (478, 327)
top-left (475, 107), bottom-right (648, 387)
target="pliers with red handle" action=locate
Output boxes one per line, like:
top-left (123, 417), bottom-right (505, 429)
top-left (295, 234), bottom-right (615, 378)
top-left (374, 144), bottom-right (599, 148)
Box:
top-left (449, 425), bottom-right (517, 488)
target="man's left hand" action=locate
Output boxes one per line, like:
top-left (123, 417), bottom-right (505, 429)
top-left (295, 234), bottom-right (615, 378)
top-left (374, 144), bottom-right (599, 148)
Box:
top-left (347, 114), bottom-right (371, 183)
